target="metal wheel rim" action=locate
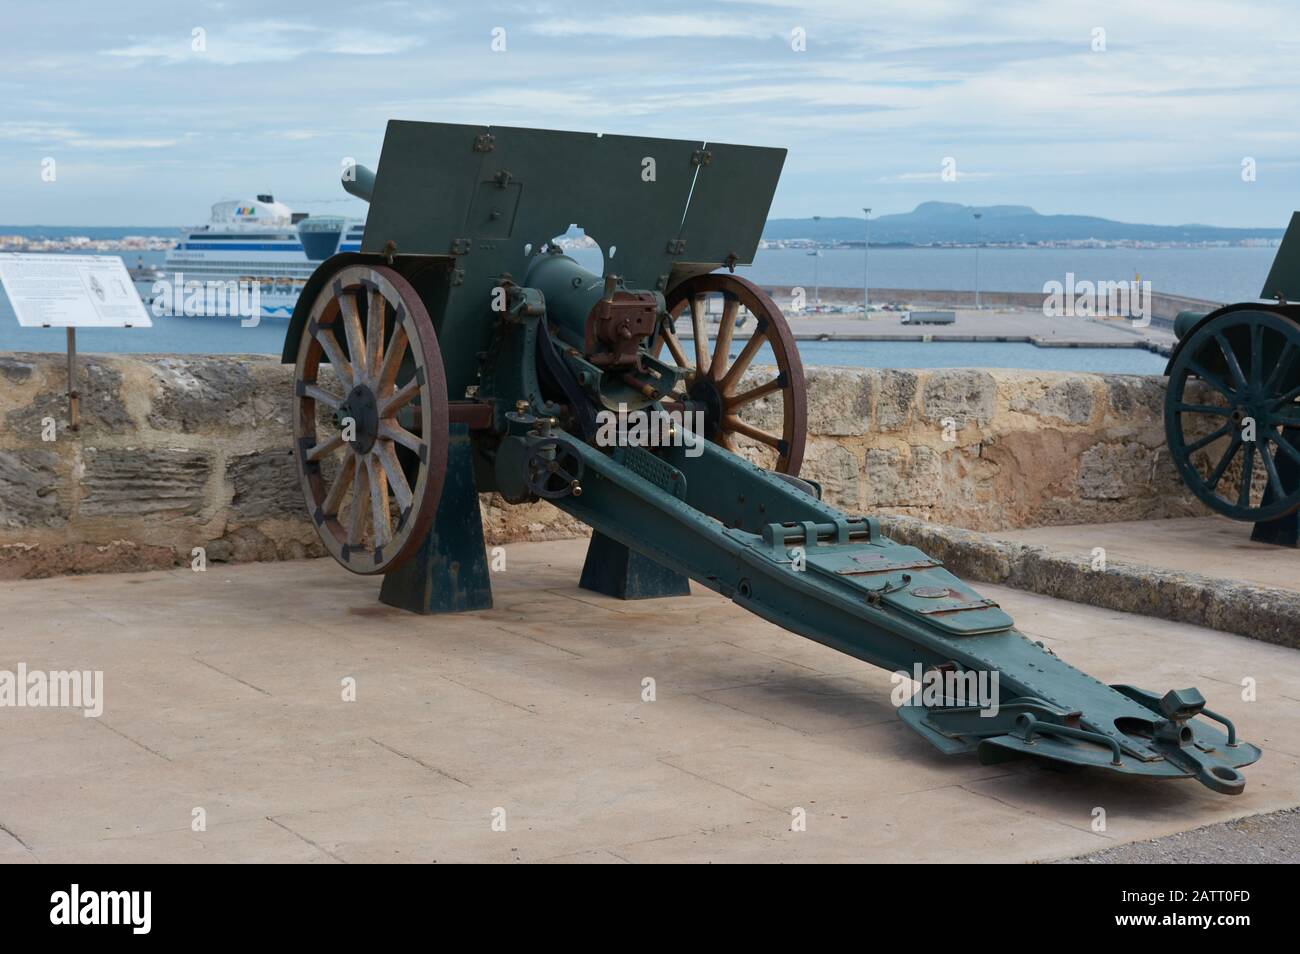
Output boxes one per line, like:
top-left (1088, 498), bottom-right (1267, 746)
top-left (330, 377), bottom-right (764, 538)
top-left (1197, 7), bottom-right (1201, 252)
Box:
top-left (1165, 308), bottom-right (1300, 522)
top-left (660, 273), bottom-right (807, 474)
top-left (293, 264), bottom-right (449, 574)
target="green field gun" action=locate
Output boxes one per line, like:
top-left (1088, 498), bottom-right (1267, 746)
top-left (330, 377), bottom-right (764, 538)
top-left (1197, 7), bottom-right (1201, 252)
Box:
top-left (1165, 222), bottom-right (1300, 547)
top-left (281, 121), bottom-right (1260, 794)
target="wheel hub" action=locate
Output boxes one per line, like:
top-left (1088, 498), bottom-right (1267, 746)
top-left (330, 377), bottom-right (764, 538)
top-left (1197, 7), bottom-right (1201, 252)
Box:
top-left (340, 383), bottom-right (380, 454)
top-left (1233, 396), bottom-right (1273, 427)
top-left (686, 375), bottom-right (724, 441)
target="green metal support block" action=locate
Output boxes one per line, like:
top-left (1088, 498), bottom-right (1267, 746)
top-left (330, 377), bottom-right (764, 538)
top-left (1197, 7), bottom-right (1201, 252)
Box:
top-left (378, 425), bottom-right (493, 614)
top-left (579, 530), bottom-right (692, 600)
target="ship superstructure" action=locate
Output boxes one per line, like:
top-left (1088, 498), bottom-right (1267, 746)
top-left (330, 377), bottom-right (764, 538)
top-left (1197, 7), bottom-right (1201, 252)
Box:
top-left (161, 195), bottom-right (361, 318)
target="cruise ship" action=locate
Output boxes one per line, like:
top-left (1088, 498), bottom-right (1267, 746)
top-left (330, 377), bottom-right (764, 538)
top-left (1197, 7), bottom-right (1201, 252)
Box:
top-left (157, 195), bottom-right (361, 318)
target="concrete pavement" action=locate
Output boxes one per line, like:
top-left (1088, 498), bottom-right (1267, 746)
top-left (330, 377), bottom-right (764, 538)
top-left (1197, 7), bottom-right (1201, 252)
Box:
top-left (1, 539), bottom-right (1296, 863)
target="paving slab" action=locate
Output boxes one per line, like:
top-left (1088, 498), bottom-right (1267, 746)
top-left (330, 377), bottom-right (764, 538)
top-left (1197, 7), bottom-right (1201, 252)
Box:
top-left (0, 539), bottom-right (1296, 863)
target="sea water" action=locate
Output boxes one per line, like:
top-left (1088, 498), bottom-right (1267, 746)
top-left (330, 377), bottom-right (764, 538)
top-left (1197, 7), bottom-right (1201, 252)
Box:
top-left (0, 242), bottom-right (1264, 372)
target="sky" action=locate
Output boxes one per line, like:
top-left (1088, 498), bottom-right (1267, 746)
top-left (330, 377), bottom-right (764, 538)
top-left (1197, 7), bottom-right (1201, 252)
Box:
top-left (2, 0), bottom-right (1299, 228)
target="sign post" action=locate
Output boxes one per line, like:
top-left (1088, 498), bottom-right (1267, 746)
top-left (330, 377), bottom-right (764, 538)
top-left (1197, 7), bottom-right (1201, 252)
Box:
top-left (0, 253), bottom-right (152, 432)
top-left (66, 326), bottom-right (79, 430)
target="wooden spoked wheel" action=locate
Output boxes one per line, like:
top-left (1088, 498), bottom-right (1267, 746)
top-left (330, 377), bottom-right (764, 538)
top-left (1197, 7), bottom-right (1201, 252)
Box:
top-left (293, 264), bottom-right (449, 574)
top-left (659, 274), bottom-right (807, 474)
top-left (1165, 307), bottom-right (1300, 522)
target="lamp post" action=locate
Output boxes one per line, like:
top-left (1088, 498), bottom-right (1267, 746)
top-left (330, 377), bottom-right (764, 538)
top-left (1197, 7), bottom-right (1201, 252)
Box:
top-left (808, 249), bottom-right (821, 310)
top-left (973, 211), bottom-right (983, 310)
top-left (811, 215), bottom-right (822, 308)
top-left (863, 207), bottom-right (871, 319)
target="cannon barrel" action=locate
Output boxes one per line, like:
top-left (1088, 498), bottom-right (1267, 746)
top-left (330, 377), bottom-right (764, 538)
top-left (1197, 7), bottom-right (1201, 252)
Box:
top-left (341, 163), bottom-right (376, 203)
top-left (1173, 309), bottom-right (1209, 340)
top-left (524, 252), bottom-right (606, 350)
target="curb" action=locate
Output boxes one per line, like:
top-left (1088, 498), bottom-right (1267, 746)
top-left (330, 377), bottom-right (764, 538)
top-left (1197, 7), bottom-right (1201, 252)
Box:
top-left (878, 515), bottom-right (1300, 649)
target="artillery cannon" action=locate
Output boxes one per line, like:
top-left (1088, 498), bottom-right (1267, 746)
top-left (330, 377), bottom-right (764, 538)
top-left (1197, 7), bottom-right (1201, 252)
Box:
top-left (1165, 223), bottom-right (1300, 547)
top-left (281, 121), bottom-right (1259, 794)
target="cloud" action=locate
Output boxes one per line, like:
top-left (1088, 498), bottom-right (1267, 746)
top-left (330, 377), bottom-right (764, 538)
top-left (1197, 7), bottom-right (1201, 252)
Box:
top-left (102, 21), bottom-right (420, 66)
top-left (531, 14), bottom-right (780, 40)
top-left (0, 122), bottom-right (175, 150)
top-left (882, 171), bottom-right (997, 182)
top-left (7, 0), bottom-right (1300, 226)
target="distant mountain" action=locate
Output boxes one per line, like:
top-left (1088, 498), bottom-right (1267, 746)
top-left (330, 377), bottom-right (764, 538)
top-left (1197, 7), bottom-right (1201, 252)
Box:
top-left (763, 202), bottom-right (1285, 245)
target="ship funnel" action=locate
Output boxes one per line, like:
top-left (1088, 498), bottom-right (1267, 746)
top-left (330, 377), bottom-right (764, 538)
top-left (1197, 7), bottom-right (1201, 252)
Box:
top-left (342, 163), bottom-right (376, 203)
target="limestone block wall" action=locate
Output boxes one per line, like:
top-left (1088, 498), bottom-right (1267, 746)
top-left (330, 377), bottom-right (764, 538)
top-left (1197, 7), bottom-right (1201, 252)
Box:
top-left (784, 366), bottom-right (1198, 529)
top-left (0, 352), bottom-right (1201, 579)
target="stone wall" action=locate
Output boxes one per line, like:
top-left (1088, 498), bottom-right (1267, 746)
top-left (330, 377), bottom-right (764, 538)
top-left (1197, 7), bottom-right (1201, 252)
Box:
top-left (788, 365), bottom-right (1199, 529)
top-left (0, 352), bottom-right (1201, 579)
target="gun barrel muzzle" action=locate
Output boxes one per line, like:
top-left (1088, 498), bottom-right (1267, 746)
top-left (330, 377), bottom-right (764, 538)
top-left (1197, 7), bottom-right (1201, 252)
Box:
top-left (342, 163), bottom-right (376, 203)
top-left (1173, 310), bottom-right (1209, 340)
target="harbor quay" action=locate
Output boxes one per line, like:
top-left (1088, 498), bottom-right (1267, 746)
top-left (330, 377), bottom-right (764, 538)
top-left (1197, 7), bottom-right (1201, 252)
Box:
top-left (670, 284), bottom-right (1205, 356)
